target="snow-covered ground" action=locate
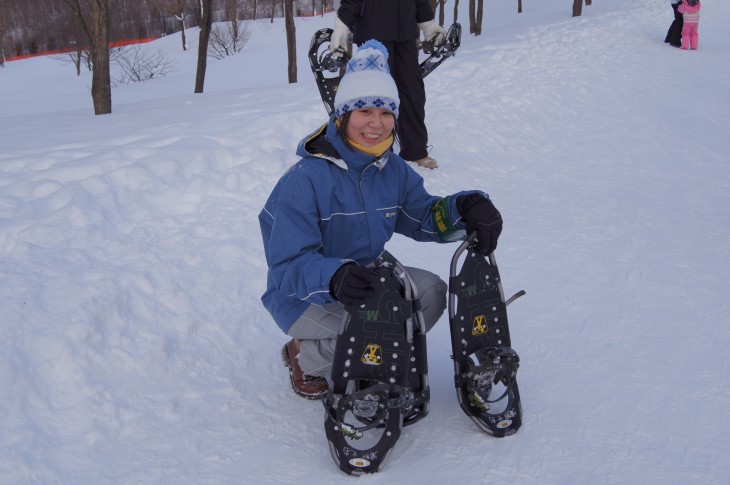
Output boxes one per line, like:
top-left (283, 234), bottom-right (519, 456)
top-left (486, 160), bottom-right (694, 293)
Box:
top-left (2, 1), bottom-right (729, 483)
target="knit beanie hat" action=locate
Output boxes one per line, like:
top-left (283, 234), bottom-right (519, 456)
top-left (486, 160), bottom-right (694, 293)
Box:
top-left (333, 40), bottom-right (400, 119)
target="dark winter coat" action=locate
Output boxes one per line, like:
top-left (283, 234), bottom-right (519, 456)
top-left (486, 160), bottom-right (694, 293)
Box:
top-left (259, 116), bottom-right (481, 332)
top-left (338, 0), bottom-right (435, 43)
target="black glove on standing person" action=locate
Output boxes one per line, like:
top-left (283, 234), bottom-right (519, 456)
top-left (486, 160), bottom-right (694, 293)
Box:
top-left (457, 193), bottom-right (503, 255)
top-left (329, 263), bottom-right (377, 306)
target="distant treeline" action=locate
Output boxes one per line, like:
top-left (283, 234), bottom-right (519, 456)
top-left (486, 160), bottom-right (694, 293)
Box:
top-left (0, 0), bottom-right (333, 58)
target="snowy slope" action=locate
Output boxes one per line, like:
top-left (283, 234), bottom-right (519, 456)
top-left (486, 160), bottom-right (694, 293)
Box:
top-left (1, 1), bottom-right (729, 483)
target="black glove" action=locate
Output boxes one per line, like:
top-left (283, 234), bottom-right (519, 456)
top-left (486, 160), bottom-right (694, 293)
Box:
top-left (457, 193), bottom-right (503, 255)
top-left (329, 263), bottom-right (377, 306)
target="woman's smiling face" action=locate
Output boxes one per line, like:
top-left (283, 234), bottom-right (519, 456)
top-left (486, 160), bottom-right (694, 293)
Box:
top-left (345, 108), bottom-right (396, 147)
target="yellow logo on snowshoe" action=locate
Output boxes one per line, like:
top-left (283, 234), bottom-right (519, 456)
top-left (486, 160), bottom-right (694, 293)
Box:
top-left (361, 344), bottom-right (382, 365)
top-left (472, 314), bottom-right (488, 335)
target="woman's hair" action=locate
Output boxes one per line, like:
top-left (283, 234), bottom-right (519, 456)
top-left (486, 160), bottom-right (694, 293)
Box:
top-left (337, 111), bottom-right (399, 152)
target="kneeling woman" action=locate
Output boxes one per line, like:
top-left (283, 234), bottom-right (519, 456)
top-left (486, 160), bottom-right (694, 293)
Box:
top-left (259, 40), bottom-right (503, 399)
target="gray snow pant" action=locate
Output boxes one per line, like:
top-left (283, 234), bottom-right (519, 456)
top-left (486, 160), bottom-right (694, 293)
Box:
top-left (287, 267), bottom-right (447, 377)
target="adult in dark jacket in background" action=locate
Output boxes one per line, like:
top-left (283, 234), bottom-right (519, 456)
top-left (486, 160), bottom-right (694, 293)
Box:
top-left (665, 0), bottom-right (684, 48)
top-left (331, 0), bottom-right (446, 169)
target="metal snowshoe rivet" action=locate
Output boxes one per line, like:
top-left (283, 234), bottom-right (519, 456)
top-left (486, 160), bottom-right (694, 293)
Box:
top-left (392, 353), bottom-right (398, 359)
top-left (380, 277), bottom-right (385, 282)
top-left (461, 282), bottom-right (465, 286)
top-left (389, 378), bottom-right (395, 383)
top-left (391, 365), bottom-right (397, 371)
top-left (393, 306), bottom-right (398, 311)
top-left (350, 337), bottom-right (355, 342)
top-left (494, 317), bottom-right (499, 322)
top-left (343, 371), bottom-right (348, 377)
top-left (492, 306), bottom-right (497, 311)
top-left (393, 342), bottom-right (399, 347)
top-left (345, 359), bottom-right (350, 367)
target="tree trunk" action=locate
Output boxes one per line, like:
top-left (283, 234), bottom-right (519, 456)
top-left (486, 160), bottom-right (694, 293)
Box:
top-left (285, 0), bottom-right (296, 83)
top-left (471, 0), bottom-right (483, 36)
top-left (572, 0), bottom-right (583, 17)
top-left (180, 18), bottom-right (187, 50)
top-left (586, 0), bottom-right (592, 6)
top-left (195, 0), bottom-right (213, 93)
top-left (454, 0), bottom-right (459, 24)
top-left (63, 0), bottom-right (112, 115)
top-left (518, 0), bottom-right (523, 14)
top-left (469, 0), bottom-right (475, 34)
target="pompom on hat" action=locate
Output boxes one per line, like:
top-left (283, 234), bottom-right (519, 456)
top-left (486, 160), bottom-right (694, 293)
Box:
top-left (333, 40), bottom-right (400, 119)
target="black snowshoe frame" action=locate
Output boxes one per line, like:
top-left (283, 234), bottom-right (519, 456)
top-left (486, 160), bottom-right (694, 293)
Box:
top-left (309, 23), bottom-right (462, 115)
top-left (323, 251), bottom-right (429, 475)
top-left (448, 232), bottom-right (524, 437)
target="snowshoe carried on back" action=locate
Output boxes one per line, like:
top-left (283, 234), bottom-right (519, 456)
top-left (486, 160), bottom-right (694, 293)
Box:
top-left (323, 251), bottom-right (429, 475)
top-left (308, 28), bottom-right (351, 115)
top-left (448, 232), bottom-right (524, 437)
top-left (420, 22), bottom-right (462, 77)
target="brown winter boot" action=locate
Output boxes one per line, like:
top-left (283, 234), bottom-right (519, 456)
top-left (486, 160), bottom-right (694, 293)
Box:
top-left (281, 338), bottom-right (328, 400)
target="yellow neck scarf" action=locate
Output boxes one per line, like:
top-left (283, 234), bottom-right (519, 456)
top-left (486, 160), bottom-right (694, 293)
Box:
top-left (346, 134), bottom-right (394, 157)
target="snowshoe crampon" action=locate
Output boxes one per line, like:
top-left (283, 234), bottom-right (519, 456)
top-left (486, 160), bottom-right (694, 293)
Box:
top-left (323, 251), bottom-right (429, 475)
top-left (448, 232), bottom-right (524, 437)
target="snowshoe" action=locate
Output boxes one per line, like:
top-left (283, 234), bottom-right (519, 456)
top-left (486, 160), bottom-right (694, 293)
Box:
top-left (323, 251), bottom-right (429, 475)
top-left (420, 23), bottom-right (462, 77)
top-left (448, 232), bottom-right (524, 437)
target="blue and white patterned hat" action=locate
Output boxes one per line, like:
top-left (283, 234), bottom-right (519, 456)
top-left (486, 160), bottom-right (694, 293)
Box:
top-left (333, 40), bottom-right (400, 119)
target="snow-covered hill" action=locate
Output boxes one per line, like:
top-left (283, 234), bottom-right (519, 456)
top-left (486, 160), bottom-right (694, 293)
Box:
top-left (2, 1), bottom-right (729, 483)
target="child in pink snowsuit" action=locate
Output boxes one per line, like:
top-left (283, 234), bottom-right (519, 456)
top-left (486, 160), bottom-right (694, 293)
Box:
top-left (678, 0), bottom-right (701, 50)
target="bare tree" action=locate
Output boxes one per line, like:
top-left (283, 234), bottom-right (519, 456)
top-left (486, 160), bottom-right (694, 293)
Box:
top-left (208, 20), bottom-right (251, 59)
top-left (518, 0), bottom-right (522, 14)
top-left (51, 46), bottom-right (89, 75)
top-left (284, 0), bottom-right (296, 83)
top-left (270, 0), bottom-right (278, 24)
top-left (438, 0), bottom-right (446, 27)
top-left (454, 0), bottom-right (459, 24)
top-left (572, 0), bottom-right (582, 17)
top-left (63, 0), bottom-right (113, 115)
top-left (113, 44), bottom-right (173, 84)
top-left (194, 0), bottom-right (213, 93)
top-left (468, 0), bottom-right (484, 36)
top-left (170, 0), bottom-right (191, 50)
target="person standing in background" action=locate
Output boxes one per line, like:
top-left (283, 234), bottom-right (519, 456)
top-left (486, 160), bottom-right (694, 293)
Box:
top-left (665, 0), bottom-right (684, 48)
top-left (678, 0), bottom-right (701, 50)
top-left (330, 1), bottom-right (446, 169)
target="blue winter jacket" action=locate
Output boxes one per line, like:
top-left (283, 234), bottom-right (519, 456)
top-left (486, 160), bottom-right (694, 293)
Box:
top-left (259, 116), bottom-right (485, 332)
